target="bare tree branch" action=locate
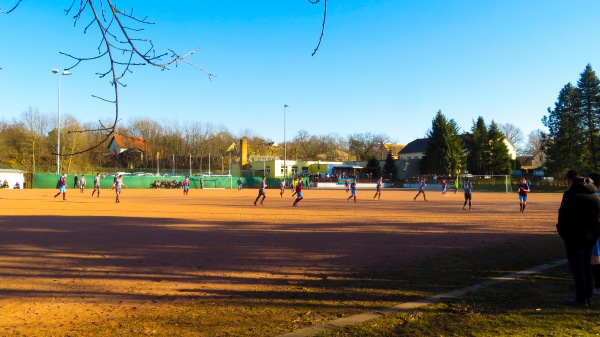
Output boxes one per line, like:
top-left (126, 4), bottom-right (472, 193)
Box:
top-left (309, 0), bottom-right (327, 56)
top-left (53, 0), bottom-right (215, 156)
top-left (0, 0), bottom-right (21, 14)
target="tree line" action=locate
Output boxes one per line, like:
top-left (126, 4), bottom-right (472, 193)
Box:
top-left (419, 111), bottom-right (516, 178)
top-left (0, 112), bottom-right (396, 174)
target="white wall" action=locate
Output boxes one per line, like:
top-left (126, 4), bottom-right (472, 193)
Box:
top-left (0, 172), bottom-right (25, 189)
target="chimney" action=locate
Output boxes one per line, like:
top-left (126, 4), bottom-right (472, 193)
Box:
top-left (240, 138), bottom-right (248, 168)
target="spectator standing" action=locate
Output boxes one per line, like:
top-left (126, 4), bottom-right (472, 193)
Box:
top-left (556, 169), bottom-right (600, 307)
top-left (588, 172), bottom-right (600, 296)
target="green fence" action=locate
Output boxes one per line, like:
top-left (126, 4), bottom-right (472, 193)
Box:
top-left (32, 174), bottom-right (259, 189)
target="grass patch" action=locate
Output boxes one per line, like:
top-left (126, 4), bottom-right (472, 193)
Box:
top-left (56, 235), bottom-right (587, 337)
top-left (317, 267), bottom-right (600, 337)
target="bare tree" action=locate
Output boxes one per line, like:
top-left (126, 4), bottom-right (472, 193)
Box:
top-left (499, 123), bottom-right (524, 150)
top-left (523, 129), bottom-right (545, 156)
top-left (4, 1), bottom-right (213, 157)
top-left (21, 108), bottom-right (50, 173)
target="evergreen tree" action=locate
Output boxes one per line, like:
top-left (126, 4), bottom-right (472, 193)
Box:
top-left (542, 83), bottom-right (585, 177)
top-left (365, 156), bottom-right (381, 180)
top-left (420, 110), bottom-right (464, 176)
top-left (576, 64), bottom-right (600, 172)
top-left (487, 121), bottom-right (512, 174)
top-left (465, 117), bottom-right (489, 175)
top-left (382, 151), bottom-right (397, 180)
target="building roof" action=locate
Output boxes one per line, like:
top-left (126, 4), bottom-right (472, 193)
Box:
top-left (109, 135), bottom-right (148, 152)
top-left (518, 156), bottom-right (534, 167)
top-left (398, 138), bottom-right (429, 155)
top-left (383, 144), bottom-right (405, 157)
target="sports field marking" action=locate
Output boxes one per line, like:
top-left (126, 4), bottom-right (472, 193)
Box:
top-left (276, 259), bottom-right (567, 337)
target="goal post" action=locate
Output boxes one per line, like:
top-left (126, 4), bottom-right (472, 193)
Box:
top-left (456, 174), bottom-right (512, 193)
top-left (200, 174), bottom-right (233, 189)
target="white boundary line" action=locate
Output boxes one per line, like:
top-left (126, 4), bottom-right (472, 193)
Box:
top-left (275, 259), bottom-right (567, 337)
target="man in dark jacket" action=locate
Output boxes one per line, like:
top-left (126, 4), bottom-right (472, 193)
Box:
top-left (557, 168), bottom-right (600, 306)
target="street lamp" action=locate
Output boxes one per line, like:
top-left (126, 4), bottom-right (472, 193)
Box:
top-left (283, 104), bottom-right (289, 183)
top-left (51, 68), bottom-right (71, 174)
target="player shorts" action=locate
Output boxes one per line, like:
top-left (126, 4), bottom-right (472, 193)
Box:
top-left (257, 189), bottom-right (265, 196)
top-left (351, 189), bottom-right (356, 196)
top-left (59, 186), bottom-right (66, 193)
top-left (442, 187), bottom-right (447, 192)
top-left (184, 186), bottom-right (189, 192)
top-left (519, 195), bottom-right (527, 202)
top-left (464, 192), bottom-right (471, 200)
top-left (296, 192), bottom-right (303, 198)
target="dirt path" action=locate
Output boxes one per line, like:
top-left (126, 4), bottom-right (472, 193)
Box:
top-left (0, 188), bottom-right (562, 334)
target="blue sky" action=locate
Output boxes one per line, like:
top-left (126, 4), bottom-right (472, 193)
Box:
top-left (1, 1), bottom-right (600, 147)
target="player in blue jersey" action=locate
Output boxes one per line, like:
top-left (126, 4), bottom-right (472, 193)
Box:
top-left (347, 180), bottom-right (357, 202)
top-left (517, 177), bottom-right (530, 213)
top-left (413, 177), bottom-right (428, 201)
top-left (463, 178), bottom-right (472, 210)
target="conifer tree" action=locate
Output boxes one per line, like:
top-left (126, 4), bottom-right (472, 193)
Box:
top-left (465, 117), bottom-right (489, 175)
top-left (382, 152), bottom-right (398, 180)
top-left (487, 121), bottom-right (512, 174)
top-left (576, 64), bottom-right (600, 172)
top-left (542, 83), bottom-right (585, 176)
top-left (421, 111), bottom-right (464, 176)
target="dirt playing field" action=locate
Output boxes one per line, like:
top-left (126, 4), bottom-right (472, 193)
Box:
top-left (0, 187), bottom-right (563, 335)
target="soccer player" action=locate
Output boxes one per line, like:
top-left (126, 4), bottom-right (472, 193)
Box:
top-left (373, 176), bottom-right (383, 200)
top-left (254, 176), bottom-right (267, 206)
top-left (54, 173), bottom-right (67, 201)
top-left (463, 178), bottom-right (473, 210)
top-left (92, 173), bottom-right (101, 198)
top-left (183, 176), bottom-right (190, 195)
top-left (79, 174), bottom-right (86, 194)
top-left (237, 177), bottom-right (243, 191)
top-left (292, 178), bottom-right (304, 207)
top-left (113, 174), bottom-right (128, 203)
top-left (347, 180), bottom-right (357, 202)
top-left (413, 177), bottom-right (427, 201)
top-left (517, 177), bottom-right (530, 212)
top-left (441, 179), bottom-right (447, 196)
top-left (291, 177), bottom-right (299, 198)
top-left (345, 179), bottom-right (350, 193)
top-left (280, 179), bottom-right (285, 197)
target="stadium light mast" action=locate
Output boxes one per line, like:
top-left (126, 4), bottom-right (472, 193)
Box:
top-left (283, 104), bottom-right (289, 183)
top-left (51, 69), bottom-right (71, 174)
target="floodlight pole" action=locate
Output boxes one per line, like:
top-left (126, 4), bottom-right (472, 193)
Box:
top-left (51, 69), bottom-right (71, 174)
top-left (283, 104), bottom-right (289, 183)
